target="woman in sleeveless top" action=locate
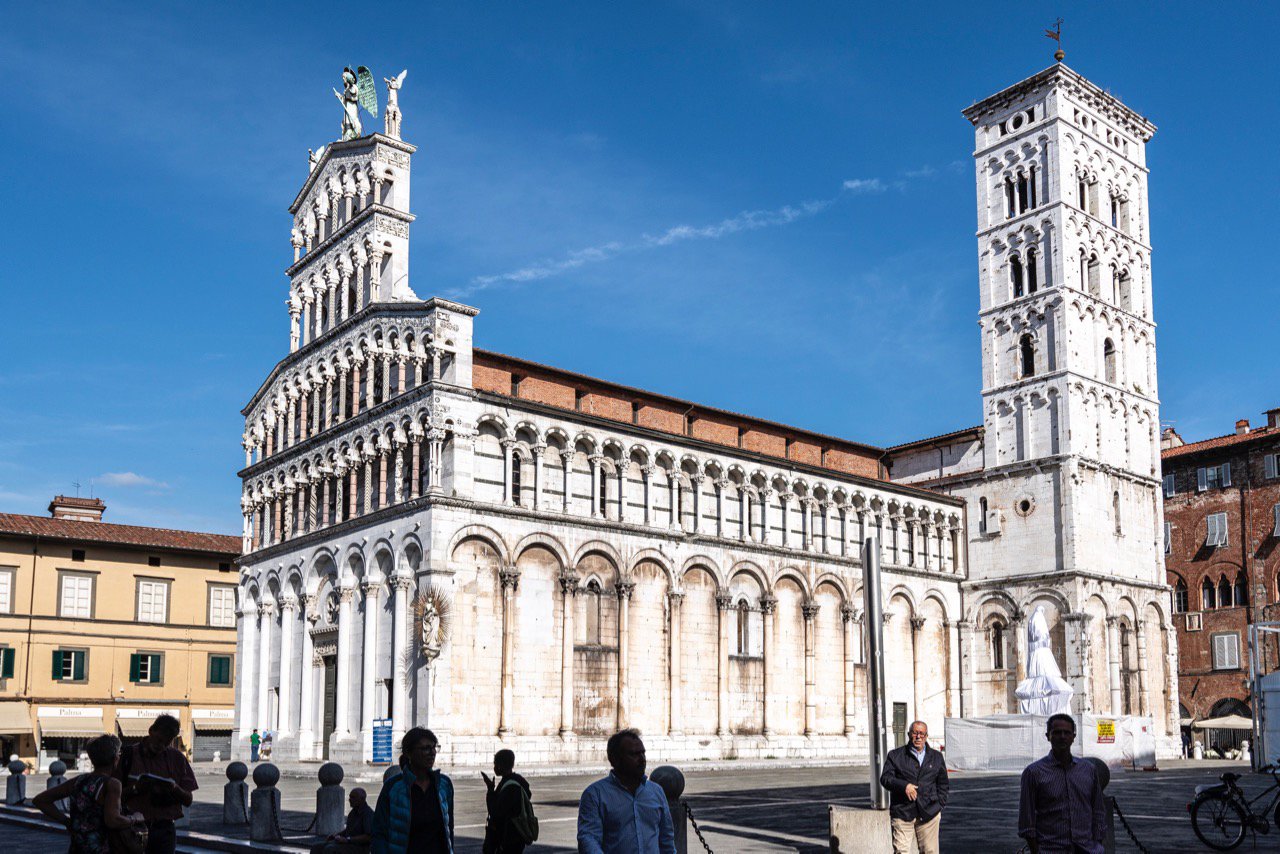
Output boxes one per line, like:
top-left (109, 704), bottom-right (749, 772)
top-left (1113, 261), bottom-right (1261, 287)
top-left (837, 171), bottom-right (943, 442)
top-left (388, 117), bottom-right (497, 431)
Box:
top-left (34, 734), bottom-right (143, 853)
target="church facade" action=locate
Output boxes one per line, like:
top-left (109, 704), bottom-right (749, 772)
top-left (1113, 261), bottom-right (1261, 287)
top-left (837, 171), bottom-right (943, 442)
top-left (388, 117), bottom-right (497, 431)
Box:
top-left (232, 58), bottom-right (1179, 765)
top-left (888, 62), bottom-right (1178, 753)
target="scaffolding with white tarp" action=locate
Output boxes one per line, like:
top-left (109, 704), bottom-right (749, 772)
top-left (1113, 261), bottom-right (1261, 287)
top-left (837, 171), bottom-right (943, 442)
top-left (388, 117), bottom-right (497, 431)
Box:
top-left (1248, 621), bottom-right (1280, 770)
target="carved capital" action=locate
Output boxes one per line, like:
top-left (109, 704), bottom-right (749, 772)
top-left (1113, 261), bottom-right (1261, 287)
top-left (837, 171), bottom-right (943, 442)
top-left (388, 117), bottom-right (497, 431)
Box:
top-left (279, 595), bottom-right (299, 613)
top-left (759, 594), bottom-right (778, 615)
top-left (615, 580), bottom-right (636, 601)
top-left (667, 590), bottom-right (685, 606)
top-left (338, 586), bottom-right (356, 605)
top-left (841, 604), bottom-right (857, 623)
top-left (911, 616), bottom-right (927, 631)
top-left (558, 575), bottom-right (579, 596)
top-left (715, 592), bottom-right (734, 611)
top-left (588, 454), bottom-right (606, 468)
top-left (301, 594), bottom-right (320, 623)
top-left (499, 568), bottom-right (520, 591)
top-left (362, 580), bottom-right (381, 598)
top-left (391, 575), bottom-right (415, 592)
top-left (801, 602), bottom-right (821, 621)
top-left (258, 602), bottom-right (276, 618)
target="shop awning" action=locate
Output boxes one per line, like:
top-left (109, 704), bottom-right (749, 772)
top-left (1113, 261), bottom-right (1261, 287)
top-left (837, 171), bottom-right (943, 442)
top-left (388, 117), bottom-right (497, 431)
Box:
top-left (39, 713), bottom-right (104, 738)
top-left (0, 702), bottom-right (32, 734)
top-left (1194, 715), bottom-right (1254, 730)
top-left (116, 718), bottom-right (152, 738)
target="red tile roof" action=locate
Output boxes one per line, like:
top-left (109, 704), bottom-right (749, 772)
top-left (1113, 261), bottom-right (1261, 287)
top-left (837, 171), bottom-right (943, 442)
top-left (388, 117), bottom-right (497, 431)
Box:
top-left (1162, 426), bottom-right (1280, 460)
top-left (0, 513), bottom-right (240, 556)
top-left (887, 425), bottom-right (985, 453)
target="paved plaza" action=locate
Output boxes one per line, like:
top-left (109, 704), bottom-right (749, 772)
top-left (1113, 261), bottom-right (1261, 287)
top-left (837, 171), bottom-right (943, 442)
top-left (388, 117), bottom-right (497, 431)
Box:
top-left (1, 759), bottom-right (1271, 852)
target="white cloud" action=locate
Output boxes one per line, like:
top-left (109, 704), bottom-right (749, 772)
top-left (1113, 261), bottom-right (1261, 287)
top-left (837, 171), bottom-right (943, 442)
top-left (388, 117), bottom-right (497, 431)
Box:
top-left (842, 178), bottom-right (886, 193)
top-left (97, 472), bottom-right (169, 489)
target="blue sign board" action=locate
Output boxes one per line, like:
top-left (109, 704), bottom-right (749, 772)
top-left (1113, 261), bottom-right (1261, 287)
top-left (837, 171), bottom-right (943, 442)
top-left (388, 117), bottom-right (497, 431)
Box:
top-left (372, 718), bottom-right (394, 764)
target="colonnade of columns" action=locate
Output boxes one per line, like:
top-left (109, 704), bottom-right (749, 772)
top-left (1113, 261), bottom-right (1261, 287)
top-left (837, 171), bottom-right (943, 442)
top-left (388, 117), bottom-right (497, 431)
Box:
top-left (237, 573), bottom-right (417, 760)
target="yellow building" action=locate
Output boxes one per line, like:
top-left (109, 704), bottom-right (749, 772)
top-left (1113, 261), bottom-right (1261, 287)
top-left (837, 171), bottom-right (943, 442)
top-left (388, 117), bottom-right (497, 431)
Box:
top-left (0, 496), bottom-right (240, 768)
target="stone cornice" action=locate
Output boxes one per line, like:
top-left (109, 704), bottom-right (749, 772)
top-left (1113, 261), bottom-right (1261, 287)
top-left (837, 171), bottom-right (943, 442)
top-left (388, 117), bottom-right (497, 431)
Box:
top-left (962, 569), bottom-right (1170, 596)
top-left (289, 133), bottom-right (417, 214)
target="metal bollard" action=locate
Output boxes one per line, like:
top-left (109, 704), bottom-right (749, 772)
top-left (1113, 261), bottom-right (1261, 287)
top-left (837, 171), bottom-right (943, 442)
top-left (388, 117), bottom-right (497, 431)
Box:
top-left (249, 763), bottom-right (282, 842)
top-left (5, 759), bottom-right (26, 806)
top-left (223, 761), bottom-right (250, 825)
top-left (314, 762), bottom-right (346, 837)
top-left (46, 760), bottom-right (68, 812)
top-left (650, 765), bottom-right (688, 854)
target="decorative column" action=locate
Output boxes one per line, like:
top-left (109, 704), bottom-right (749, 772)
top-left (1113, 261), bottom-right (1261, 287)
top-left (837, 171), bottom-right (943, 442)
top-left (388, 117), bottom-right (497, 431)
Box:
top-left (277, 596), bottom-right (297, 737)
top-left (410, 436), bottom-right (422, 500)
top-left (297, 595), bottom-right (318, 759)
top-left (641, 465), bottom-right (656, 525)
top-left (777, 494), bottom-right (790, 547)
top-left (588, 455), bottom-right (604, 518)
top-left (334, 586), bottom-right (354, 736)
top-left (668, 471), bottom-right (681, 531)
top-left (842, 605), bottom-right (856, 735)
top-left (715, 480), bottom-right (729, 538)
top-left (305, 480), bottom-right (317, 533)
top-left (501, 439), bottom-right (515, 505)
top-left (616, 580), bottom-right (635, 729)
top-left (910, 616), bottom-right (926, 721)
top-left (716, 590), bottom-right (731, 737)
top-left (257, 601), bottom-right (275, 732)
top-left (237, 602), bottom-right (259, 739)
top-left (760, 595), bottom-right (776, 736)
top-left (393, 440), bottom-right (405, 504)
top-left (759, 489), bottom-right (773, 543)
top-left (802, 601), bottom-right (819, 736)
top-left (298, 389), bottom-right (310, 441)
top-left (498, 568), bottom-right (519, 735)
top-left (533, 444), bottom-right (546, 511)
top-left (946, 619), bottom-right (961, 719)
top-left (668, 591), bottom-right (684, 735)
top-left (740, 488), bottom-right (751, 541)
top-left (350, 364), bottom-right (361, 416)
top-left (360, 581), bottom-right (380, 758)
top-left (362, 453), bottom-right (374, 515)
top-left (282, 487), bottom-right (295, 539)
top-left (559, 575), bottom-right (578, 736)
top-left (800, 499), bottom-right (813, 551)
top-left (615, 461), bottom-right (627, 523)
top-left (561, 450), bottom-right (574, 513)
top-left (1134, 618), bottom-right (1150, 716)
top-left (391, 576), bottom-right (412, 747)
top-left (956, 620), bottom-right (974, 721)
top-left (289, 306), bottom-right (301, 352)
top-left (689, 474), bottom-right (705, 535)
top-left (377, 446), bottom-right (389, 510)
top-left (334, 466), bottom-right (346, 523)
top-left (427, 429), bottom-right (445, 494)
top-left (1106, 617), bottom-right (1122, 715)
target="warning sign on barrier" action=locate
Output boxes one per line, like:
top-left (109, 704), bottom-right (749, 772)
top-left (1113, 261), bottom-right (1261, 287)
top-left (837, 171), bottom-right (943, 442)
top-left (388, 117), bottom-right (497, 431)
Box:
top-left (1097, 719), bottom-right (1116, 744)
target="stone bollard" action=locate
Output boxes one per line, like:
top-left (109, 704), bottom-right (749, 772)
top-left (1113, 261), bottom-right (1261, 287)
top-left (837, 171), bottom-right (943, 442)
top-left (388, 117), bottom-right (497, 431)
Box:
top-left (249, 763), bottom-right (282, 842)
top-left (223, 762), bottom-right (249, 825)
top-left (650, 765), bottom-right (688, 854)
top-left (5, 759), bottom-right (26, 806)
top-left (46, 760), bottom-right (68, 812)
top-left (314, 762), bottom-right (346, 837)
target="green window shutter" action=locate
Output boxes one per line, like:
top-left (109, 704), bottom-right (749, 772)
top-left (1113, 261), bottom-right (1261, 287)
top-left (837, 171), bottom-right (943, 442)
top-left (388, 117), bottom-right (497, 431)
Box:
top-left (1, 648), bottom-right (13, 679)
top-left (129, 654), bottom-right (140, 682)
top-left (210, 655), bottom-right (229, 685)
top-left (52, 650), bottom-right (63, 680)
top-left (72, 651), bottom-right (85, 682)
top-left (149, 655), bottom-right (162, 684)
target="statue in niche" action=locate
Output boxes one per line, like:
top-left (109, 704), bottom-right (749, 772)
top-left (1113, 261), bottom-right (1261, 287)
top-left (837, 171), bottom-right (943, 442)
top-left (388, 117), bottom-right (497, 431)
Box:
top-left (1015, 605), bottom-right (1075, 715)
top-left (413, 587), bottom-right (450, 663)
top-left (384, 69), bottom-right (407, 139)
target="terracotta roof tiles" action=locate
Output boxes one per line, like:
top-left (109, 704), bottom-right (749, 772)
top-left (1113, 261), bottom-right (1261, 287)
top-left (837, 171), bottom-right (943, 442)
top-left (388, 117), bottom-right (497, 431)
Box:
top-left (0, 513), bottom-right (240, 556)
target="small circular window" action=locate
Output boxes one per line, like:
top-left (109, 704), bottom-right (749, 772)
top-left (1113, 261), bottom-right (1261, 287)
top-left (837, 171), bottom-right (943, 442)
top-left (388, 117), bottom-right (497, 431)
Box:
top-left (1015, 497), bottom-right (1035, 517)
top-left (1010, 113), bottom-right (1025, 131)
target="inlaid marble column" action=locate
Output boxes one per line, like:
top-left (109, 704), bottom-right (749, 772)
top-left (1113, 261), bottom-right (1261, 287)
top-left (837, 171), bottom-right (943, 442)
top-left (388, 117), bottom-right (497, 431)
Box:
top-left (559, 575), bottom-right (578, 736)
top-left (615, 462), bottom-right (627, 523)
top-left (690, 474), bottom-right (705, 535)
top-left (1106, 617), bottom-right (1122, 715)
top-left (760, 489), bottom-right (773, 543)
top-left (668, 472), bottom-right (681, 531)
top-left (842, 605), bottom-right (856, 735)
top-left (362, 455), bottom-right (374, 515)
top-left (257, 601), bottom-right (275, 731)
top-left (668, 591), bottom-right (684, 735)
top-left (498, 568), bottom-right (519, 735)
top-left (391, 576), bottom-right (412, 746)
top-left (360, 582), bottom-right (380, 757)
top-left (1134, 619), bottom-right (1150, 716)
top-left (588, 455), bottom-right (604, 518)
top-left (533, 444), bottom-right (546, 511)
top-left (641, 466), bottom-right (655, 525)
top-left (802, 601), bottom-right (819, 735)
top-left (297, 595), bottom-right (318, 759)
top-left (393, 442), bottom-right (405, 504)
top-left (616, 580), bottom-right (635, 729)
top-left (502, 440), bottom-right (515, 505)
top-left (377, 448), bottom-right (389, 509)
top-left (427, 429), bottom-right (445, 494)
top-left (410, 438), bottom-right (422, 500)
top-left (740, 488), bottom-right (751, 541)
top-left (561, 450), bottom-right (574, 513)
top-left (350, 365), bottom-right (361, 417)
top-left (777, 494), bottom-right (790, 547)
top-left (335, 586), bottom-right (354, 736)
top-left (277, 596), bottom-right (297, 736)
top-left (760, 595), bottom-right (776, 736)
top-left (716, 591), bottom-right (732, 737)
top-left (715, 480), bottom-right (729, 537)
top-left (298, 391), bottom-right (309, 441)
top-left (333, 468), bottom-right (346, 523)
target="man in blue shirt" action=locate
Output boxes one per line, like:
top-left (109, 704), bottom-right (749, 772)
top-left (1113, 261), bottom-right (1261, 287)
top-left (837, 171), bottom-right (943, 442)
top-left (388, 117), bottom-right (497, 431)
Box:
top-left (577, 729), bottom-right (675, 854)
top-left (1018, 714), bottom-right (1106, 854)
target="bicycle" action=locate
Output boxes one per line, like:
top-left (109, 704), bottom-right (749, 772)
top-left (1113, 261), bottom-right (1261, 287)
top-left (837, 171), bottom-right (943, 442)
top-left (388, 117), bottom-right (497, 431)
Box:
top-left (1188, 763), bottom-right (1280, 850)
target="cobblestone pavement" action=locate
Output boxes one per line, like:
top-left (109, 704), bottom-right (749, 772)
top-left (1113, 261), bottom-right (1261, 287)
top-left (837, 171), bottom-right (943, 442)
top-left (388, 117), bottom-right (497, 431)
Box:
top-left (12, 759), bottom-right (1272, 852)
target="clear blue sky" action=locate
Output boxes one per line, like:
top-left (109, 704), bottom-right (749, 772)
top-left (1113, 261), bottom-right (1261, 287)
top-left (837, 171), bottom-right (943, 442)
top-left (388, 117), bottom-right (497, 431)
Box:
top-left (1, 2), bottom-right (1275, 533)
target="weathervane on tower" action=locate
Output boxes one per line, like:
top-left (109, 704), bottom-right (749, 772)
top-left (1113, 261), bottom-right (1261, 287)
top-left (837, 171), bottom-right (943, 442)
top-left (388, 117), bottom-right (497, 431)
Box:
top-left (1045, 18), bottom-right (1065, 62)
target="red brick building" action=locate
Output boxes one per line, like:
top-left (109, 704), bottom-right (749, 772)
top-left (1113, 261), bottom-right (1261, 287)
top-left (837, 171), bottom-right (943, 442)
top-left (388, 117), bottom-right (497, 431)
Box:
top-left (1162, 409), bottom-right (1280, 749)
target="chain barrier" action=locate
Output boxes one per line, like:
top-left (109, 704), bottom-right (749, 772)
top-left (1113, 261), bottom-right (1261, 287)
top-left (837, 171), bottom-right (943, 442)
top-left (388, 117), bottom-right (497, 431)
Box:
top-left (1110, 797), bottom-right (1152, 854)
top-left (684, 802), bottom-right (715, 854)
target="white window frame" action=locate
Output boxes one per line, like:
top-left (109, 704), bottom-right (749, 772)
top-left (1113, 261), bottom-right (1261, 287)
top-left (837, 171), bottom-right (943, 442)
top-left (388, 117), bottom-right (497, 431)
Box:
top-left (1162, 473), bottom-right (1176, 497)
top-left (0, 567), bottom-right (14, 615)
top-left (1198, 464), bottom-right (1232, 491)
top-left (1265, 453), bottom-right (1279, 480)
top-left (136, 579), bottom-right (170, 624)
top-left (1206, 512), bottom-right (1229, 548)
top-left (1211, 632), bottom-right (1240, 670)
top-left (58, 572), bottom-right (94, 619)
top-left (1274, 504), bottom-right (1280, 539)
top-left (1164, 521), bottom-right (1172, 555)
top-left (208, 585), bottom-right (237, 628)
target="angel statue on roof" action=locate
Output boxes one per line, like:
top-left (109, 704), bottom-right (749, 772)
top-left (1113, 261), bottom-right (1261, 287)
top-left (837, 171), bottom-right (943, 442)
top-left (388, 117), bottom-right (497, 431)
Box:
top-left (333, 66), bottom-right (378, 141)
top-left (384, 69), bottom-right (407, 139)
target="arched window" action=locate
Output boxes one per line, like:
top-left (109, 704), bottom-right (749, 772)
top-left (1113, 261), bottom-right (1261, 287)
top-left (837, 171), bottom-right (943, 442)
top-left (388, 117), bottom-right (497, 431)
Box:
top-left (511, 451), bottom-right (523, 506)
top-left (1026, 248), bottom-right (1039, 293)
top-left (1005, 177), bottom-right (1016, 219)
top-left (1016, 171), bottom-right (1030, 213)
top-left (1078, 177), bottom-right (1088, 210)
top-left (1027, 165), bottom-right (1038, 208)
top-left (1118, 270), bottom-right (1132, 312)
top-left (736, 600), bottom-right (750, 655)
top-left (1203, 578), bottom-right (1216, 610)
top-left (1234, 573), bottom-right (1248, 608)
top-left (1173, 579), bottom-right (1188, 613)
top-left (1113, 490), bottom-right (1122, 535)
top-left (991, 621), bottom-right (1006, 669)
top-left (1103, 339), bottom-right (1117, 384)
top-left (1111, 197), bottom-right (1120, 228)
top-left (1110, 265), bottom-right (1120, 304)
top-left (1010, 255), bottom-right (1024, 298)
top-left (1218, 577), bottom-right (1231, 610)
top-left (1020, 334), bottom-right (1035, 378)
top-left (978, 497), bottom-right (989, 534)
top-left (1087, 254), bottom-right (1101, 296)
top-left (584, 579), bottom-right (602, 644)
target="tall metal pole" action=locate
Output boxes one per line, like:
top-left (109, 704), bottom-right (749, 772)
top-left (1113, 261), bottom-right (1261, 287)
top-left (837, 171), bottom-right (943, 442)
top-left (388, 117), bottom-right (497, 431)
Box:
top-left (862, 536), bottom-right (889, 809)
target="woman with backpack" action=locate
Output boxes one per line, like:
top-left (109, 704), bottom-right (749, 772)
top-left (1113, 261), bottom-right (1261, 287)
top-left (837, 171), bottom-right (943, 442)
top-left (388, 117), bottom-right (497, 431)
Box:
top-left (372, 727), bottom-right (454, 854)
top-left (482, 750), bottom-right (536, 854)
top-left (33, 734), bottom-right (146, 854)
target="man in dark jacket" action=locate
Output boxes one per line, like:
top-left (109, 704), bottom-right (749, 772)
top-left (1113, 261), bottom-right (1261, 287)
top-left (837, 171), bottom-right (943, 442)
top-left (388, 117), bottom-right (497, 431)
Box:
top-left (482, 749), bottom-right (531, 854)
top-left (878, 720), bottom-right (948, 854)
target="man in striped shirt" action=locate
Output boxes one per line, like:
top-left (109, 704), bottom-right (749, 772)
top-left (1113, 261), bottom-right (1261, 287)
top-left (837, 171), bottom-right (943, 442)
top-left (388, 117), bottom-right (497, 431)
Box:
top-left (1017, 713), bottom-right (1106, 854)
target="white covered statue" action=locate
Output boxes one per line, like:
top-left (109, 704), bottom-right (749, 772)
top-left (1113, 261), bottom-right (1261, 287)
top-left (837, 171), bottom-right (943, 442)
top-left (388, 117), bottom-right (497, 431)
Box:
top-left (1015, 605), bottom-right (1075, 715)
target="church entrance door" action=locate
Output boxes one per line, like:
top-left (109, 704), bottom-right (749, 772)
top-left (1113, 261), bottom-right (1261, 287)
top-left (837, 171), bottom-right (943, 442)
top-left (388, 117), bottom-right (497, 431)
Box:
top-left (322, 655), bottom-right (337, 760)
